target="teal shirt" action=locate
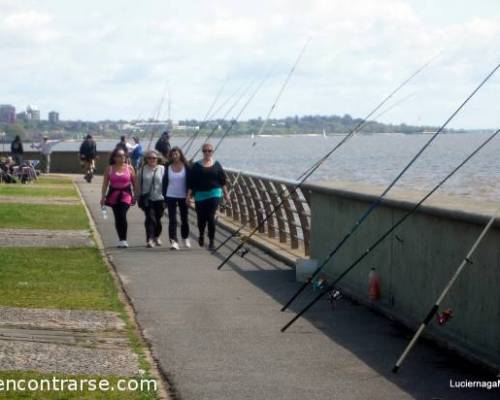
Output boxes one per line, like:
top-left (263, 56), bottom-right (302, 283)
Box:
top-left (194, 187), bottom-right (223, 202)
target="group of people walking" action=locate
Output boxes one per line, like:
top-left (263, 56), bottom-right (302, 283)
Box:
top-left (100, 141), bottom-right (230, 251)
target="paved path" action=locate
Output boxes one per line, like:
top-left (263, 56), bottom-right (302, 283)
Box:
top-left (79, 178), bottom-right (498, 400)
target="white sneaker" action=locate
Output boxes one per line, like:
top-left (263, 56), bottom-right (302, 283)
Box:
top-left (118, 240), bottom-right (128, 248)
top-left (146, 240), bottom-right (155, 248)
top-left (154, 237), bottom-right (162, 246)
top-left (170, 240), bottom-right (180, 250)
top-left (183, 238), bottom-right (191, 249)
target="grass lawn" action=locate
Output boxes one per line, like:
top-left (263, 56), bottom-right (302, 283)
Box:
top-left (0, 248), bottom-right (121, 310)
top-left (0, 186), bottom-right (78, 198)
top-left (0, 371), bottom-right (157, 400)
top-left (35, 176), bottom-right (74, 185)
top-left (0, 204), bottom-right (88, 230)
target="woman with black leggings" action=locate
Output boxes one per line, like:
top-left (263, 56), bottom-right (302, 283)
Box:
top-left (100, 148), bottom-right (136, 248)
top-left (162, 147), bottom-right (191, 250)
top-left (135, 150), bottom-right (165, 248)
top-left (188, 143), bottom-right (230, 250)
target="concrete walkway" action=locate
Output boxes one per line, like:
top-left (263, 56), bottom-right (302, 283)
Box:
top-left (79, 177), bottom-right (498, 400)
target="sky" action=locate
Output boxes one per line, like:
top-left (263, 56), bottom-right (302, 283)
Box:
top-left (1, 0), bottom-right (500, 128)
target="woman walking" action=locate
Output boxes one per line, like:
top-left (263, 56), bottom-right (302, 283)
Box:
top-left (162, 147), bottom-right (191, 250)
top-left (100, 148), bottom-right (135, 248)
top-left (188, 143), bottom-right (230, 250)
top-left (136, 150), bottom-right (165, 248)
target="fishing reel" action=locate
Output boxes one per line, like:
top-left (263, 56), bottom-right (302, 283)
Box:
top-left (311, 277), bottom-right (328, 291)
top-left (327, 288), bottom-right (343, 309)
top-left (238, 247), bottom-right (250, 258)
top-left (436, 308), bottom-right (453, 326)
top-left (238, 235), bottom-right (250, 243)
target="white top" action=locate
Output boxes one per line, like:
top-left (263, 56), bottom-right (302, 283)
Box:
top-left (166, 165), bottom-right (187, 199)
top-left (34, 140), bottom-right (61, 155)
top-left (126, 142), bottom-right (137, 152)
top-left (139, 165), bottom-right (165, 201)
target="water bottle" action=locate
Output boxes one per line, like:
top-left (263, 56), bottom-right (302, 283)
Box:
top-left (101, 206), bottom-right (108, 220)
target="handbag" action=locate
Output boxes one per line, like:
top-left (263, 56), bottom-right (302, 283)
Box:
top-left (138, 167), bottom-right (157, 210)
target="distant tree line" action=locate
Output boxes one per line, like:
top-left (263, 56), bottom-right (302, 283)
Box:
top-left (0, 113), bottom-right (466, 142)
top-left (178, 114), bottom-right (444, 135)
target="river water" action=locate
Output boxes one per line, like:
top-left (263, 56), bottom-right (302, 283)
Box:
top-left (45, 133), bottom-right (500, 203)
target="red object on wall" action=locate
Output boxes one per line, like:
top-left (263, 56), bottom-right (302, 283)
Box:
top-left (368, 267), bottom-right (381, 300)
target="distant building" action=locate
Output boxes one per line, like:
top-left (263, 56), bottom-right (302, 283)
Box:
top-left (16, 111), bottom-right (29, 121)
top-left (26, 105), bottom-right (40, 121)
top-left (48, 111), bottom-right (60, 124)
top-left (0, 105), bottom-right (16, 123)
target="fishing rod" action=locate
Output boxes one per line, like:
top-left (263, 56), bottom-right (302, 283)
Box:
top-left (211, 38), bottom-right (313, 256)
top-left (146, 84), bottom-right (169, 151)
top-left (189, 79), bottom-right (256, 160)
top-left (392, 200), bottom-right (500, 373)
top-left (280, 126), bottom-right (500, 332)
top-left (183, 80), bottom-right (237, 153)
top-left (209, 71), bottom-right (274, 218)
top-left (213, 71), bottom-right (272, 153)
top-left (184, 81), bottom-right (248, 156)
top-left (180, 76), bottom-right (230, 151)
top-left (280, 62), bottom-right (500, 312)
top-left (371, 92), bottom-right (418, 122)
top-left (297, 91), bottom-right (419, 181)
top-left (214, 52), bottom-right (438, 260)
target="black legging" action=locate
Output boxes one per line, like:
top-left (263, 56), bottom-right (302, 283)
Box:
top-left (111, 203), bottom-right (130, 241)
top-left (166, 197), bottom-right (189, 241)
top-left (144, 200), bottom-right (164, 241)
top-left (195, 197), bottom-right (219, 243)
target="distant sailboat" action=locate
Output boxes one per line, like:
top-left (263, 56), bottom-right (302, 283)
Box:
top-left (251, 132), bottom-right (255, 139)
top-left (323, 129), bottom-right (327, 138)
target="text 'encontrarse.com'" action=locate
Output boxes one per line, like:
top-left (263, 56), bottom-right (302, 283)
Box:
top-left (0, 377), bottom-right (157, 392)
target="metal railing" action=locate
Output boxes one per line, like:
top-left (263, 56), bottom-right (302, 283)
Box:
top-left (222, 168), bottom-right (312, 256)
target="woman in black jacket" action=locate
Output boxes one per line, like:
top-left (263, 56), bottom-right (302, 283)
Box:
top-left (187, 143), bottom-right (229, 250)
top-left (162, 147), bottom-right (192, 250)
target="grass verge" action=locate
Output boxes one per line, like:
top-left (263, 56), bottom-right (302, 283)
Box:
top-left (34, 176), bottom-right (74, 185)
top-left (0, 204), bottom-right (88, 230)
top-left (0, 247), bottom-right (121, 310)
top-left (0, 186), bottom-right (78, 198)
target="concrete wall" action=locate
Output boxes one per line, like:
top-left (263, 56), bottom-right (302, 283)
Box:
top-left (0, 151), bottom-right (111, 173)
top-left (305, 180), bottom-right (500, 370)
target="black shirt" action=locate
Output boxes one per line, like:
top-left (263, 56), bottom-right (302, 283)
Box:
top-left (11, 140), bottom-right (23, 155)
top-left (80, 139), bottom-right (97, 157)
top-left (189, 161), bottom-right (226, 193)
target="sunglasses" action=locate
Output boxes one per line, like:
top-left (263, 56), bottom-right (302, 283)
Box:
top-left (114, 154), bottom-right (126, 158)
top-left (202, 149), bottom-right (213, 153)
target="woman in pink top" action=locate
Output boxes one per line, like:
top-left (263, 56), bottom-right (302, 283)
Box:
top-left (100, 148), bottom-right (136, 248)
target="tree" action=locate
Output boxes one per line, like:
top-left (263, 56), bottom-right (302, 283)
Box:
top-left (3, 123), bottom-right (26, 140)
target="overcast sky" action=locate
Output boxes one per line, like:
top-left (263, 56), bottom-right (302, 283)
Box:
top-left (1, 0), bottom-right (499, 128)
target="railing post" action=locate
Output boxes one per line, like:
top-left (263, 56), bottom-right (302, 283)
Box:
top-left (256, 178), bottom-right (276, 239)
top-left (286, 184), bottom-right (311, 256)
top-left (277, 184), bottom-right (299, 249)
top-left (262, 180), bottom-right (288, 243)
top-left (244, 175), bottom-right (265, 234)
top-left (239, 175), bottom-right (257, 228)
